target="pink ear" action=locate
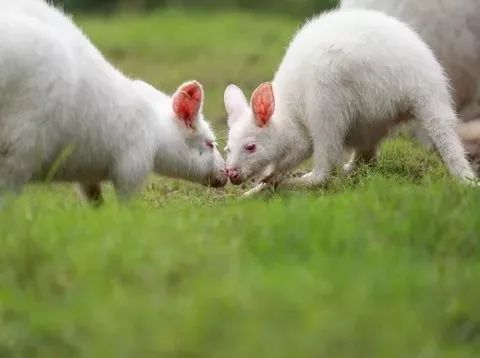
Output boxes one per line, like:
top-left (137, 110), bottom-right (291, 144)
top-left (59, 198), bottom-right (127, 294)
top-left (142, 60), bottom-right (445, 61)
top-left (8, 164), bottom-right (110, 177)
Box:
top-left (172, 81), bottom-right (203, 128)
top-left (251, 82), bottom-right (275, 127)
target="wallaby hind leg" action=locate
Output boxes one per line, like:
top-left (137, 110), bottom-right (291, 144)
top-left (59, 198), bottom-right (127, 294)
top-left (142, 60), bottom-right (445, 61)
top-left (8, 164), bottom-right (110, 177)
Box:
top-left (416, 100), bottom-right (476, 183)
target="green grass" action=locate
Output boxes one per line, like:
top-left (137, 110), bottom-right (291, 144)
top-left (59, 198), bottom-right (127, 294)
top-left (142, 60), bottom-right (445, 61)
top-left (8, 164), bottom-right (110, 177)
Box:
top-left (2, 10), bottom-right (480, 357)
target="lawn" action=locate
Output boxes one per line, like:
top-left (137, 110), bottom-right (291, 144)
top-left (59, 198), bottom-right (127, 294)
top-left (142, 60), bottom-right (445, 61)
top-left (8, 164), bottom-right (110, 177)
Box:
top-left (1, 10), bottom-right (480, 357)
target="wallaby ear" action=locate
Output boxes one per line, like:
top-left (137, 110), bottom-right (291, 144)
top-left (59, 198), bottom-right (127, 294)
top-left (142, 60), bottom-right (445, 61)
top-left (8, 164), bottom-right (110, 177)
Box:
top-left (172, 81), bottom-right (203, 128)
top-left (224, 84), bottom-right (249, 127)
top-left (251, 82), bottom-right (275, 127)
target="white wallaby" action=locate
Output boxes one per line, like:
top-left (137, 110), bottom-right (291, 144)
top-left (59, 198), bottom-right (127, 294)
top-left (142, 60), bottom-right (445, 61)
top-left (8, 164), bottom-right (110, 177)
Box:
top-left (0, 0), bottom-right (227, 203)
top-left (224, 9), bottom-right (476, 196)
top-left (341, 0), bottom-right (480, 116)
top-left (341, 0), bottom-right (480, 147)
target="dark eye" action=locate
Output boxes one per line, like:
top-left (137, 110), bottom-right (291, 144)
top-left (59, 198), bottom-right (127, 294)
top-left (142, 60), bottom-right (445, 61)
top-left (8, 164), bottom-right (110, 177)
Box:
top-left (244, 143), bottom-right (256, 153)
top-left (206, 140), bottom-right (215, 149)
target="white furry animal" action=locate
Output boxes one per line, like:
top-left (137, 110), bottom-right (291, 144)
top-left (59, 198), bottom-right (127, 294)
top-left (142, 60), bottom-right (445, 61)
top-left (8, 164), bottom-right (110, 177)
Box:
top-left (341, 0), bottom-right (480, 116)
top-left (224, 9), bottom-right (476, 195)
top-left (0, 0), bottom-right (227, 202)
top-left (341, 0), bottom-right (480, 148)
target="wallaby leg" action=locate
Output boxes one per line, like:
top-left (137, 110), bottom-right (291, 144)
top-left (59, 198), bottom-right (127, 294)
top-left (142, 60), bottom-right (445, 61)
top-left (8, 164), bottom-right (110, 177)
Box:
top-left (276, 104), bottom-right (349, 191)
top-left (111, 154), bottom-right (149, 201)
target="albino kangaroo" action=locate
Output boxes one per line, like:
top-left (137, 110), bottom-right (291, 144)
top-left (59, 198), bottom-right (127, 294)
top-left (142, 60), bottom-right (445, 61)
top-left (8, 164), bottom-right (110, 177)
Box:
top-left (341, 0), bottom-right (480, 147)
top-left (341, 0), bottom-right (480, 116)
top-left (0, 0), bottom-right (227, 202)
top-left (224, 9), bottom-right (475, 196)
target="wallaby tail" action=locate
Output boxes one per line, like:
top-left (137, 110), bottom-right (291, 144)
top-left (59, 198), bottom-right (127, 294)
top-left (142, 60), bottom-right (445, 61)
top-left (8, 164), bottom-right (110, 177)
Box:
top-left (416, 101), bottom-right (476, 183)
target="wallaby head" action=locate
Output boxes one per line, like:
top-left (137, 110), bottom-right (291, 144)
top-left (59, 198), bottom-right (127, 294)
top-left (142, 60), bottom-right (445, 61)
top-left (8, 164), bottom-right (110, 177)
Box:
top-left (224, 82), bottom-right (282, 185)
top-left (139, 80), bottom-right (227, 188)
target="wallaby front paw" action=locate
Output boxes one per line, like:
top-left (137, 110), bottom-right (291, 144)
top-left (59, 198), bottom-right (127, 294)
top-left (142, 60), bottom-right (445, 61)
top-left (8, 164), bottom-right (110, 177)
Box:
top-left (242, 182), bottom-right (274, 198)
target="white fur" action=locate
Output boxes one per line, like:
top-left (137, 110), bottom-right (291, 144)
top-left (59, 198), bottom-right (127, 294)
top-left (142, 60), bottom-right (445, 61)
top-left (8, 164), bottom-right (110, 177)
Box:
top-left (225, 9), bottom-right (476, 194)
top-left (341, 0), bottom-right (480, 146)
top-left (341, 0), bottom-right (480, 111)
top-left (0, 0), bottom-right (227, 201)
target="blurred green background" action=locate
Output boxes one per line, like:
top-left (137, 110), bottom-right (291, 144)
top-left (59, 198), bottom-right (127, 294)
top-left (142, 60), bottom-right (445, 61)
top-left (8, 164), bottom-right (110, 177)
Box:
top-left (55, 0), bottom-right (337, 16)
